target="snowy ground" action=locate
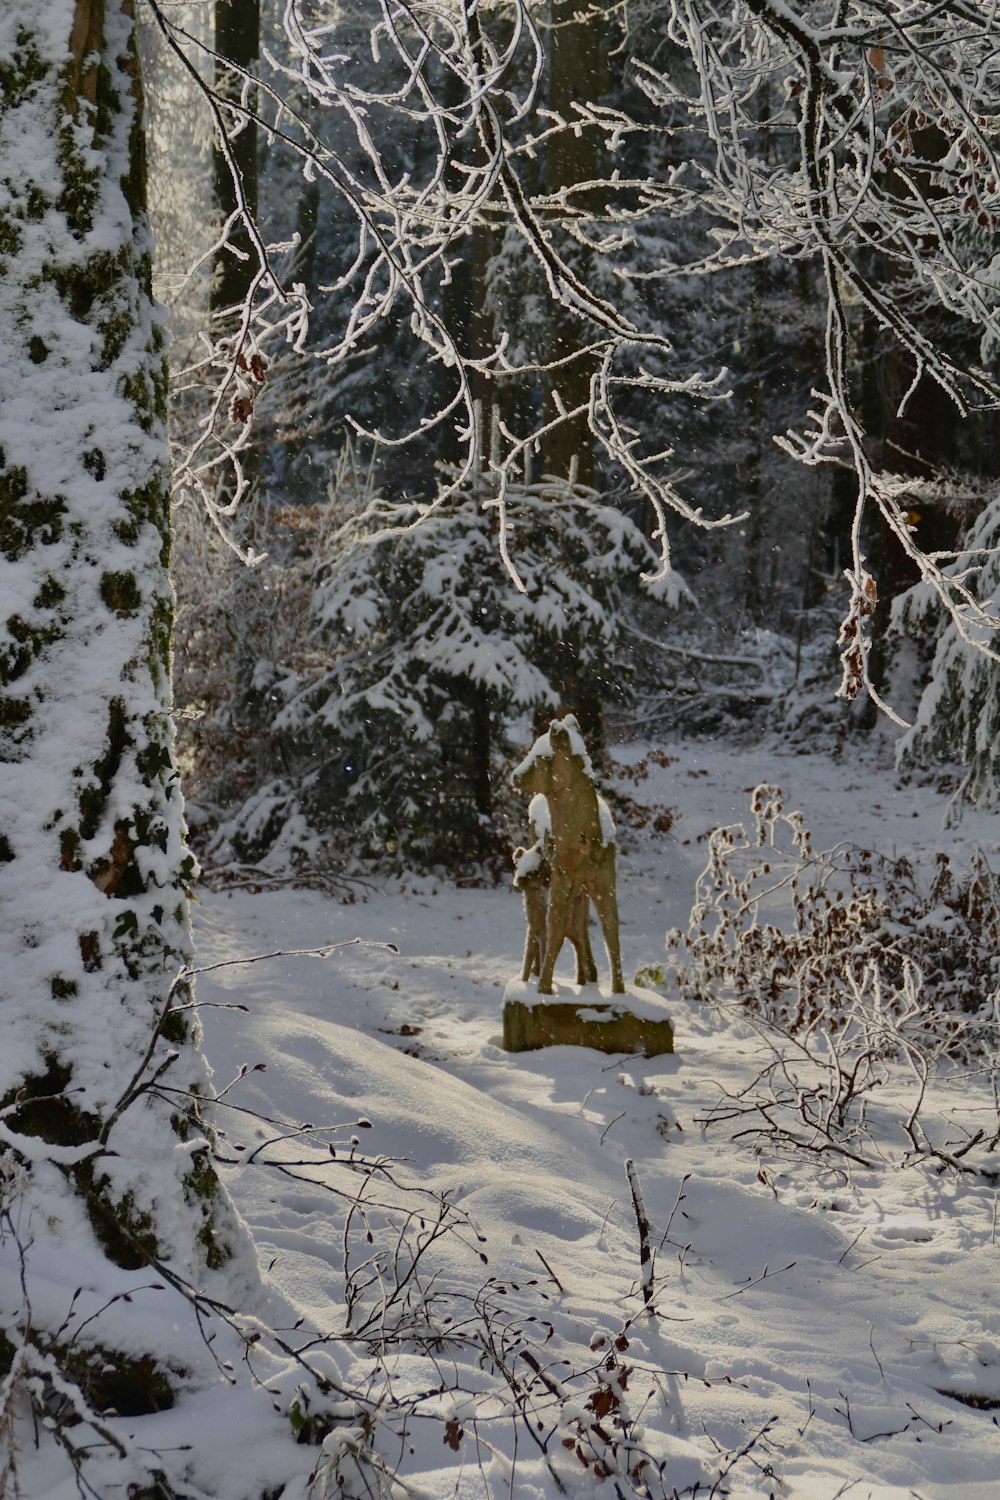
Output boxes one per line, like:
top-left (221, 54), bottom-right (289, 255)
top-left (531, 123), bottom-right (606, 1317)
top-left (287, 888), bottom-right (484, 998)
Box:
top-left (188, 737), bottom-right (1000, 1500)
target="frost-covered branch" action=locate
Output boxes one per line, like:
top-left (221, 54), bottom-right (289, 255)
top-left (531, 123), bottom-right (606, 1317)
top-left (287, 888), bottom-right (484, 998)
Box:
top-left (643, 0), bottom-right (1000, 706)
top-left (151, 0), bottom-right (1000, 709)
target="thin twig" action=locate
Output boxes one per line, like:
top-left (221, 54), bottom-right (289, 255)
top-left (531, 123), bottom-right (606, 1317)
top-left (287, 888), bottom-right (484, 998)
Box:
top-left (719, 1261), bottom-right (796, 1301)
top-left (533, 1249), bottom-right (564, 1294)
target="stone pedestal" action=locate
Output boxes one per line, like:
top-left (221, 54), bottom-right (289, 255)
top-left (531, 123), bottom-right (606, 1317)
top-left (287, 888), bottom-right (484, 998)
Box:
top-left (502, 979), bottom-right (673, 1056)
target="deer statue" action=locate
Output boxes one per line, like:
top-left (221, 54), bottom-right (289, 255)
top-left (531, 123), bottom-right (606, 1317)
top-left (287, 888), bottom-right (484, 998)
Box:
top-left (512, 716), bottom-right (624, 995)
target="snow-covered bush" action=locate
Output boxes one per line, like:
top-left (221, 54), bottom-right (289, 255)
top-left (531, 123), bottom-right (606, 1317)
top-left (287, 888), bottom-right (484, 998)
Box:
top-left (697, 957), bottom-right (1000, 1174)
top-left (668, 785), bottom-right (1000, 1055)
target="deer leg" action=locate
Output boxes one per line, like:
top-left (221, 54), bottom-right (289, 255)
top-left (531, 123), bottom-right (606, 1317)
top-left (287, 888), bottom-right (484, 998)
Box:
top-left (538, 874), bottom-right (573, 996)
top-left (590, 870), bottom-right (625, 994)
top-left (521, 930), bottom-right (537, 983)
top-left (581, 895), bottom-right (598, 984)
top-left (569, 891), bottom-right (597, 984)
top-left (521, 885), bottom-right (546, 981)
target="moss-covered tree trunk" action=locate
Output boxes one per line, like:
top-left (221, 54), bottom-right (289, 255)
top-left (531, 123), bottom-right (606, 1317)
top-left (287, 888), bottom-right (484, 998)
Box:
top-left (0, 0), bottom-right (244, 1429)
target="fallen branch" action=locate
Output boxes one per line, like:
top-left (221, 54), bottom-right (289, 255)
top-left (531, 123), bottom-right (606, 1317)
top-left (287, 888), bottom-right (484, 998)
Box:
top-left (625, 1158), bottom-right (654, 1310)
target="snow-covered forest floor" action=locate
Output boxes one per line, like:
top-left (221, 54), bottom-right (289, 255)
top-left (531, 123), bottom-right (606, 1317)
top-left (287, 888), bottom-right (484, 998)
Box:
top-left (190, 735), bottom-right (1000, 1500)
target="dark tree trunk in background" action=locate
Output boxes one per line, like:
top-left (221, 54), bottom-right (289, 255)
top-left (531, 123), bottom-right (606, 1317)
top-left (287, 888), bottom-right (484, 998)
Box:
top-left (212, 0), bottom-right (260, 320)
top-left (440, 46), bottom-right (495, 470)
top-left (739, 268), bottom-right (767, 627)
top-left (469, 683), bottom-right (495, 851)
top-left (542, 0), bottom-right (603, 486)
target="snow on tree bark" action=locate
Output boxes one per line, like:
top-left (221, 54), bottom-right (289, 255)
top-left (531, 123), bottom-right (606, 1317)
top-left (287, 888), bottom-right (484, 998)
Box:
top-left (0, 0), bottom-right (237, 1299)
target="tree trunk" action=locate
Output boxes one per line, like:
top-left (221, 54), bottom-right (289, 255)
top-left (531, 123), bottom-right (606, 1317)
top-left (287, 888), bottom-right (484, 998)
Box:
top-left (542, 0), bottom-right (603, 486)
top-left (212, 0), bottom-right (261, 537)
top-left (212, 0), bottom-right (260, 320)
top-left (440, 44), bottom-right (495, 469)
top-left (739, 267), bottom-right (766, 626)
top-left (0, 0), bottom-right (244, 1431)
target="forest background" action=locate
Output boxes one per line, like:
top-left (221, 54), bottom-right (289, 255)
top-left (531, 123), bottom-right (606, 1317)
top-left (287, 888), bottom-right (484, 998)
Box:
top-left (158, 0), bottom-right (1000, 883)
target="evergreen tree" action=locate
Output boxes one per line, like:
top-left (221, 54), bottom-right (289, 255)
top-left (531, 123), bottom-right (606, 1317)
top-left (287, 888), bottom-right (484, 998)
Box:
top-left (209, 461), bottom-right (688, 872)
top-left (896, 482), bottom-right (1000, 809)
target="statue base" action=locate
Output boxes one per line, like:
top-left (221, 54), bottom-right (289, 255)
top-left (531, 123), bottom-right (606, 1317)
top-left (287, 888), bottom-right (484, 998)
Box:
top-left (502, 979), bottom-right (674, 1056)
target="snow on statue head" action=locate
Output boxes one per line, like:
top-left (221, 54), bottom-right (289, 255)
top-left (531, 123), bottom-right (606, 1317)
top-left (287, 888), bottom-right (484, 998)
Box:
top-left (511, 715), bottom-right (624, 995)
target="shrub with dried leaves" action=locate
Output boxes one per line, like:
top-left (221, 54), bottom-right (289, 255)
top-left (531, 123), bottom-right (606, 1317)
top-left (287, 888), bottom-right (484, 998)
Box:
top-left (668, 785), bottom-right (1000, 1057)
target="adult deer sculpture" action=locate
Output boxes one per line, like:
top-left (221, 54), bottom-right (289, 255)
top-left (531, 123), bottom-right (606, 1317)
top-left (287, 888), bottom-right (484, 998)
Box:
top-left (512, 716), bottom-right (624, 995)
top-left (513, 793), bottom-right (597, 985)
